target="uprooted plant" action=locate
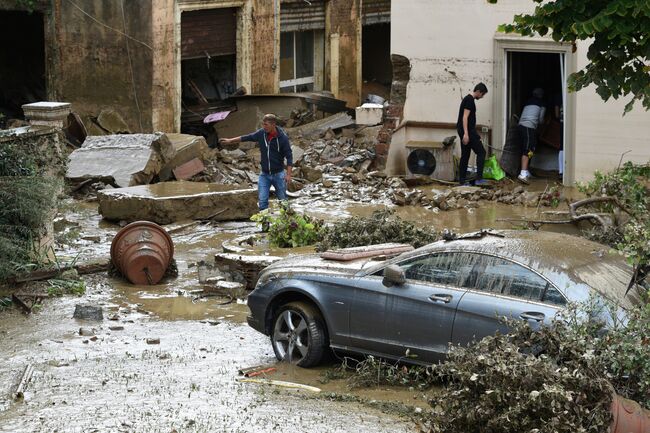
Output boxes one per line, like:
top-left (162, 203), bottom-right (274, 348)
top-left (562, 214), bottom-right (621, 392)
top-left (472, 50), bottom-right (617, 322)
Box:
top-left (251, 201), bottom-right (323, 248)
top-left (428, 296), bottom-right (650, 433)
top-left (316, 208), bottom-right (440, 252)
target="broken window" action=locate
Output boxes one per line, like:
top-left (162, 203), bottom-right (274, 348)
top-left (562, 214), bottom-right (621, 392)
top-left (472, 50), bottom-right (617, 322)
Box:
top-left (280, 30), bottom-right (319, 93)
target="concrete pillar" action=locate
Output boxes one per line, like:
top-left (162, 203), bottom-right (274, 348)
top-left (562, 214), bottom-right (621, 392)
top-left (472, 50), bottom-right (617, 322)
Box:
top-left (249, 0), bottom-right (278, 94)
top-left (326, 0), bottom-right (361, 107)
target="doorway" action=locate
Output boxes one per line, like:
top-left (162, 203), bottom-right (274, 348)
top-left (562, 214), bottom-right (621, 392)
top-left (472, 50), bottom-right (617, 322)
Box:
top-left (362, 22), bottom-right (392, 102)
top-left (493, 37), bottom-right (574, 184)
top-left (179, 7), bottom-right (237, 141)
top-left (0, 10), bottom-right (46, 126)
top-left (506, 51), bottom-right (566, 181)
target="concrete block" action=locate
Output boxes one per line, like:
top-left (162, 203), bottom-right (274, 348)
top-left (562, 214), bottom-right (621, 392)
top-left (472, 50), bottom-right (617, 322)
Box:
top-left (159, 133), bottom-right (210, 181)
top-left (22, 102), bottom-right (71, 129)
top-left (98, 181), bottom-right (258, 224)
top-left (172, 158), bottom-right (205, 180)
top-left (66, 133), bottom-right (173, 187)
top-left (355, 103), bottom-right (383, 126)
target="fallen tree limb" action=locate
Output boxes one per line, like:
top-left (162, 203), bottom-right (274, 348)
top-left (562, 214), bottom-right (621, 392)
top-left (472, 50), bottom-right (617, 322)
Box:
top-left (13, 258), bottom-right (111, 283)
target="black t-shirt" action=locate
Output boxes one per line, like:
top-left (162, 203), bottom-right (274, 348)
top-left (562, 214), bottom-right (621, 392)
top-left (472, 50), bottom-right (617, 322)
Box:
top-left (456, 94), bottom-right (476, 134)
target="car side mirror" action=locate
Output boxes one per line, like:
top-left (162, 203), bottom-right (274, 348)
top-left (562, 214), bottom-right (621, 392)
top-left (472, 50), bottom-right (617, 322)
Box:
top-left (382, 264), bottom-right (406, 287)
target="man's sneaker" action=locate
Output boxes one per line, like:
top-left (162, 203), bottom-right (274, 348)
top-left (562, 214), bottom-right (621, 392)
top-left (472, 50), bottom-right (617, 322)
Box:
top-left (517, 174), bottom-right (530, 184)
top-left (474, 179), bottom-right (490, 186)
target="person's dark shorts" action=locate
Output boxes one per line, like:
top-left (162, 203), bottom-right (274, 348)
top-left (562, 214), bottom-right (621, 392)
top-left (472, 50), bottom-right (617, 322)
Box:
top-left (517, 125), bottom-right (537, 155)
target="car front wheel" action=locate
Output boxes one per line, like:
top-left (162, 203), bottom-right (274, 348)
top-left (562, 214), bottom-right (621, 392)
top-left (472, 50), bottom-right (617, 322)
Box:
top-left (271, 301), bottom-right (327, 367)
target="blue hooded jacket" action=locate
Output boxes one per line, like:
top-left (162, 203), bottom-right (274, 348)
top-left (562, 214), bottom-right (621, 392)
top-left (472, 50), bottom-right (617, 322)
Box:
top-left (241, 126), bottom-right (293, 174)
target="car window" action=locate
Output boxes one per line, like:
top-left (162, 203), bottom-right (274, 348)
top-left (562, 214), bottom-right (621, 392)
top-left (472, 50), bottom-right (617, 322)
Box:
top-left (541, 286), bottom-right (567, 306)
top-left (474, 255), bottom-right (550, 301)
top-left (399, 252), bottom-right (481, 288)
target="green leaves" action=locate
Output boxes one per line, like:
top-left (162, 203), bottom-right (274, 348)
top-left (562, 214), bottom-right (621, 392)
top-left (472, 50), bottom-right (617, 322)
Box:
top-left (251, 202), bottom-right (322, 248)
top-left (488, 0), bottom-right (650, 112)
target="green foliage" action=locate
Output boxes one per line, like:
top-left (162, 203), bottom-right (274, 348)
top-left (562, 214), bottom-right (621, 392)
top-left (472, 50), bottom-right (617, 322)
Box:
top-left (429, 297), bottom-right (650, 432)
top-left (578, 161), bottom-right (650, 269)
top-left (0, 176), bottom-right (60, 281)
top-left (251, 202), bottom-right (322, 248)
top-left (539, 184), bottom-right (562, 208)
top-left (47, 278), bottom-right (86, 297)
top-left (341, 355), bottom-right (435, 390)
top-left (316, 209), bottom-right (440, 252)
top-left (488, 0), bottom-right (650, 113)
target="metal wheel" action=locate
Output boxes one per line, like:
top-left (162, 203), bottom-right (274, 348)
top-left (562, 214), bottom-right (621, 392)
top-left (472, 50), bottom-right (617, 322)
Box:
top-left (271, 301), bottom-right (327, 367)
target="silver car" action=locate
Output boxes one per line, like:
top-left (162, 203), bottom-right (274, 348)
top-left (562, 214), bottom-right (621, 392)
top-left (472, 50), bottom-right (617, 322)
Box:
top-left (246, 230), bottom-right (642, 367)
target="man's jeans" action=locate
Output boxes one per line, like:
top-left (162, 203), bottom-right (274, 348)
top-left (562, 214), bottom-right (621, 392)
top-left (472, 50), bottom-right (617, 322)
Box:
top-left (258, 171), bottom-right (287, 210)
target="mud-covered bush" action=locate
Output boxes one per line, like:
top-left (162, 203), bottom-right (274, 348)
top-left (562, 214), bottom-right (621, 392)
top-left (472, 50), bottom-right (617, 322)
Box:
top-left (316, 209), bottom-right (440, 252)
top-left (428, 298), bottom-right (650, 433)
top-left (578, 161), bottom-right (650, 273)
top-left (251, 202), bottom-right (322, 248)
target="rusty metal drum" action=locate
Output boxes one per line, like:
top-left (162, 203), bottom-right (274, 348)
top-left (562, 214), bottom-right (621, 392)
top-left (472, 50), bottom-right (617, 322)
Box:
top-left (110, 221), bottom-right (174, 285)
top-left (610, 393), bottom-right (650, 433)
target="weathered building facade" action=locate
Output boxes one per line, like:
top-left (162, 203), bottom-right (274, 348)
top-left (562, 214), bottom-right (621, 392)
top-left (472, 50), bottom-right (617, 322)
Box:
top-left (386, 0), bottom-right (650, 184)
top-left (0, 0), bottom-right (390, 134)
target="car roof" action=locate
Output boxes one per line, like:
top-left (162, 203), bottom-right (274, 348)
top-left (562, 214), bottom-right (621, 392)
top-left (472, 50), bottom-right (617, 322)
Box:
top-left (365, 230), bottom-right (640, 308)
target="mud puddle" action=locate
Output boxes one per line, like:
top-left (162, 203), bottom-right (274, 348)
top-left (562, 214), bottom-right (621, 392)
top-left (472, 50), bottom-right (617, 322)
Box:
top-left (0, 277), bottom-right (416, 432)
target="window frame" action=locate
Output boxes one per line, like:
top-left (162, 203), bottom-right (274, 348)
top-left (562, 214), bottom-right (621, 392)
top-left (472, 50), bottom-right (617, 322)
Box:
top-left (279, 30), bottom-right (316, 92)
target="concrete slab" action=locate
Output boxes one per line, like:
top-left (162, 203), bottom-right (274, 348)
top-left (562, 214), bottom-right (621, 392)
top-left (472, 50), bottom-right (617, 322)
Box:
top-left (66, 133), bottom-right (174, 187)
top-left (98, 181), bottom-right (258, 224)
top-left (159, 133), bottom-right (210, 181)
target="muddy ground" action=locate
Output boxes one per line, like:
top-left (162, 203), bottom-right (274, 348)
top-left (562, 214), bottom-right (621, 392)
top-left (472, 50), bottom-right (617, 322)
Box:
top-left (0, 179), bottom-right (577, 432)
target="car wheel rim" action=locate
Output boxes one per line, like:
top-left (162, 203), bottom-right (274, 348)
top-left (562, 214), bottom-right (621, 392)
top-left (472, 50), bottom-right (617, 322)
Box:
top-left (273, 310), bottom-right (309, 364)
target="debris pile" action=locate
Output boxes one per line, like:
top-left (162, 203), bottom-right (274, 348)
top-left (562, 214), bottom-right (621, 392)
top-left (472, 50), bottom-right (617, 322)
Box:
top-left (390, 185), bottom-right (554, 210)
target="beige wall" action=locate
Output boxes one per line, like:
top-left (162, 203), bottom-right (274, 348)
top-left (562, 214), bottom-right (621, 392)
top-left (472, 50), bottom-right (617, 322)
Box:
top-left (392, 0), bottom-right (650, 183)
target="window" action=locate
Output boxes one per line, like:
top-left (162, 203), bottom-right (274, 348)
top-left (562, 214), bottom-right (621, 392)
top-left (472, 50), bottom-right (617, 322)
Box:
top-left (474, 255), bottom-right (551, 302)
top-left (399, 253), bottom-right (481, 288)
top-left (280, 30), bottom-right (316, 93)
top-left (541, 286), bottom-right (567, 306)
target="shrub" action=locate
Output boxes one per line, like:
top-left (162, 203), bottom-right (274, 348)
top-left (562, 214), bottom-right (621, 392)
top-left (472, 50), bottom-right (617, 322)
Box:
top-left (251, 202), bottom-right (322, 248)
top-left (316, 209), bottom-right (440, 252)
top-left (428, 297), bottom-right (650, 432)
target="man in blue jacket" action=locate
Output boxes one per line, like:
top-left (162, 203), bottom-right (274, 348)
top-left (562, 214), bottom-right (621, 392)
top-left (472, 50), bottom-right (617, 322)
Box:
top-left (219, 113), bottom-right (293, 210)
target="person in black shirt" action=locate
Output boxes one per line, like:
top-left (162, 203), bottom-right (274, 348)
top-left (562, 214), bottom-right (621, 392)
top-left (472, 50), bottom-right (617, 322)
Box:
top-left (456, 83), bottom-right (488, 185)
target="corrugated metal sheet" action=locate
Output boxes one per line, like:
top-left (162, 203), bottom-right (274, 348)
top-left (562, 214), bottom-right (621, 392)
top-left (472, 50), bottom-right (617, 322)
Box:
top-left (362, 0), bottom-right (390, 25)
top-left (181, 8), bottom-right (237, 60)
top-left (280, 0), bottom-right (325, 32)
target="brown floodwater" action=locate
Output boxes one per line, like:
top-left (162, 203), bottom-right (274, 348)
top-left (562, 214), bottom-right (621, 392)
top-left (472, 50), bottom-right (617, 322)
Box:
top-left (0, 185), bottom-right (583, 431)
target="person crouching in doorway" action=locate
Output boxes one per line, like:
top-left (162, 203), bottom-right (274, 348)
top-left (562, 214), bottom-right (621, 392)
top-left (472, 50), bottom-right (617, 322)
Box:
top-left (456, 83), bottom-right (488, 185)
top-left (517, 88), bottom-right (546, 184)
top-left (219, 113), bottom-right (293, 211)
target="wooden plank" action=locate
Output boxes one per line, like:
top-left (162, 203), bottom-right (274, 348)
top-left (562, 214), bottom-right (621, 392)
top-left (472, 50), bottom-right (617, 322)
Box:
top-left (320, 243), bottom-right (414, 261)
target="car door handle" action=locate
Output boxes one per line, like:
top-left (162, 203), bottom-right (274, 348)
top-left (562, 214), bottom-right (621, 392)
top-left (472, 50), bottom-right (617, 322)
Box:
top-left (520, 311), bottom-right (545, 322)
top-left (429, 294), bottom-right (453, 303)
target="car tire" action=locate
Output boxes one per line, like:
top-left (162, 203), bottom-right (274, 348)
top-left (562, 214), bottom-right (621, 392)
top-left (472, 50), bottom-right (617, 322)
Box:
top-left (271, 301), bottom-right (327, 367)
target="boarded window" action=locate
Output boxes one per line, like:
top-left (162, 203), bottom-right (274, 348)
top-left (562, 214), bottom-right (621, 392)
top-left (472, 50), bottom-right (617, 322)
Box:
top-left (181, 8), bottom-right (237, 60)
top-left (280, 0), bottom-right (325, 32)
top-left (362, 0), bottom-right (390, 25)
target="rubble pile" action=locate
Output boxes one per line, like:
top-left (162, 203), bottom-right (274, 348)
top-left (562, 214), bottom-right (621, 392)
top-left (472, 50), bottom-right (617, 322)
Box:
top-left (390, 185), bottom-right (552, 211)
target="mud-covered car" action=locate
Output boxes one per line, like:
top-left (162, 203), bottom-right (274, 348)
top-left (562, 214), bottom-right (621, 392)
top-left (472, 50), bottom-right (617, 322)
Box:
top-left (246, 230), bottom-right (643, 367)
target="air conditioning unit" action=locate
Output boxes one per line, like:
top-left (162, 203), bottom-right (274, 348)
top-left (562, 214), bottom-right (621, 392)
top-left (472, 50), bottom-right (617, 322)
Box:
top-left (405, 140), bottom-right (455, 181)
